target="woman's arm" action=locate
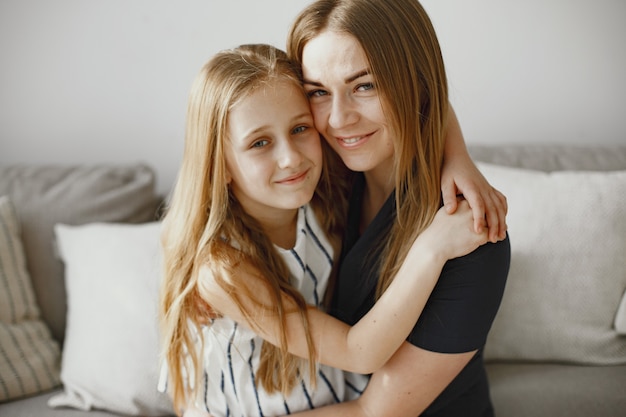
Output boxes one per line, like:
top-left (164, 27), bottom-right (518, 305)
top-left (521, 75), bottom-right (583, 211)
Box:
top-left (441, 106), bottom-right (508, 243)
top-left (198, 201), bottom-right (487, 375)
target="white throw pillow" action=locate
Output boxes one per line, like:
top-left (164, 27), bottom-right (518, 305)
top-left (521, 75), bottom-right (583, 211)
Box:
top-left (49, 222), bottom-right (173, 415)
top-left (479, 163), bottom-right (626, 364)
top-left (0, 195), bottom-right (61, 401)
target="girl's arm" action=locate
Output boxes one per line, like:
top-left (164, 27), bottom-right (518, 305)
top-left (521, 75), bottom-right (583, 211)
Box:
top-left (198, 200), bottom-right (487, 375)
top-left (286, 342), bottom-right (475, 417)
top-left (441, 105), bottom-right (508, 243)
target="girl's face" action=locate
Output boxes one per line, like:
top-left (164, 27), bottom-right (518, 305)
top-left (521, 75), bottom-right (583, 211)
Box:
top-left (225, 79), bottom-right (322, 220)
top-left (301, 31), bottom-right (394, 179)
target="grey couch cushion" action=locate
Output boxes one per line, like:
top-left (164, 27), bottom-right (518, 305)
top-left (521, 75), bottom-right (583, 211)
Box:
top-left (0, 388), bottom-right (157, 417)
top-left (0, 165), bottom-right (161, 344)
top-left (486, 363), bottom-right (626, 417)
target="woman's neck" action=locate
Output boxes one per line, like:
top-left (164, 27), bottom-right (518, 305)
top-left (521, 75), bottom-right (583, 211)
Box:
top-left (361, 169), bottom-right (394, 233)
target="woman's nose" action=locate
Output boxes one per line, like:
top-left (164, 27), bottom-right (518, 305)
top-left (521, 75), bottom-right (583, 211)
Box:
top-left (328, 95), bottom-right (358, 129)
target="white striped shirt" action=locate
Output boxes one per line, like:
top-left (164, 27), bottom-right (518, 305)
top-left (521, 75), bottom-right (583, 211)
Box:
top-left (162, 205), bottom-right (368, 416)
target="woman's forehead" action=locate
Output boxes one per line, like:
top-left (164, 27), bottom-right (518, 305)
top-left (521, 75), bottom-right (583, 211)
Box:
top-left (301, 31), bottom-right (369, 81)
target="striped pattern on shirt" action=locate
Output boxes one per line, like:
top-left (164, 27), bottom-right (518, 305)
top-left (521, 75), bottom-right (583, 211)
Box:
top-left (196, 205), bottom-right (367, 416)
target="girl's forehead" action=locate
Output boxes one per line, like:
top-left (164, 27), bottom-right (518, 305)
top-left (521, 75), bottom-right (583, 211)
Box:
top-left (253, 81), bottom-right (305, 108)
top-left (233, 77), bottom-right (302, 104)
top-left (226, 79), bottom-right (311, 138)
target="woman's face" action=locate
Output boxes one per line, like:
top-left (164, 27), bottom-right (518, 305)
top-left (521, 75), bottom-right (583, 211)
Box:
top-left (301, 30), bottom-right (394, 178)
top-left (225, 79), bottom-right (322, 220)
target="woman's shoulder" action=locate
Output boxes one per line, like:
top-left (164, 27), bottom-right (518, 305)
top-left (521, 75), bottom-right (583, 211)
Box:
top-left (471, 232), bottom-right (510, 260)
top-left (442, 233), bottom-right (511, 285)
top-left (411, 234), bottom-right (511, 352)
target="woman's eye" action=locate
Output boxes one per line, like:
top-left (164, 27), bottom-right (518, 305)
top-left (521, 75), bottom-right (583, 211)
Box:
top-left (307, 89), bottom-right (327, 98)
top-left (251, 139), bottom-right (269, 148)
top-left (356, 82), bottom-right (374, 92)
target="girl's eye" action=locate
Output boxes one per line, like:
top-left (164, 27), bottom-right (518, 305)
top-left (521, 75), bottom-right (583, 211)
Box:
top-left (356, 82), bottom-right (374, 92)
top-left (307, 89), bottom-right (327, 98)
top-left (251, 139), bottom-right (269, 148)
top-left (292, 125), bottom-right (308, 135)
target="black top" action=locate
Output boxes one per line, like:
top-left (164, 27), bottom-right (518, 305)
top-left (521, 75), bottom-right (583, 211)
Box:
top-left (330, 174), bottom-right (510, 416)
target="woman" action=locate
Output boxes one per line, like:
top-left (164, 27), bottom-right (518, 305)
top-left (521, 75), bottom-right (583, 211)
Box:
top-left (286, 0), bottom-right (511, 415)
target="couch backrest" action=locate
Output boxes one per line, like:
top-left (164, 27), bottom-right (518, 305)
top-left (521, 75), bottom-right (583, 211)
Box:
top-left (469, 144), bottom-right (626, 365)
top-left (468, 144), bottom-right (626, 171)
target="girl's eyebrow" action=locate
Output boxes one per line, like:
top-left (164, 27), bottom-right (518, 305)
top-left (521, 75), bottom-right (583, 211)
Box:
top-left (238, 111), bottom-right (311, 142)
top-left (303, 69), bottom-right (371, 87)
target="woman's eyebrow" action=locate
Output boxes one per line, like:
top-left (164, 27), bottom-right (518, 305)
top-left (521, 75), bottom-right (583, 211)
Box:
top-left (302, 69), bottom-right (371, 87)
top-left (302, 78), bottom-right (322, 87)
top-left (346, 69), bottom-right (370, 83)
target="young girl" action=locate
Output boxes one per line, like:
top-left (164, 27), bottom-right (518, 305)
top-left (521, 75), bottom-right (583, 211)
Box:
top-left (158, 44), bottom-right (488, 417)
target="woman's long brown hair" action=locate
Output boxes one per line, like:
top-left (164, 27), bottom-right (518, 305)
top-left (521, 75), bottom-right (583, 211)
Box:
top-left (287, 0), bottom-right (449, 297)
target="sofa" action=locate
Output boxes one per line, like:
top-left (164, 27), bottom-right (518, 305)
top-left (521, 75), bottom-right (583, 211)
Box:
top-left (1, 144), bottom-right (625, 417)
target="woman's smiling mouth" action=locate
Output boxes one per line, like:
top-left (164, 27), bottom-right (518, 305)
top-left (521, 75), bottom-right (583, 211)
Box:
top-left (336, 132), bottom-right (373, 148)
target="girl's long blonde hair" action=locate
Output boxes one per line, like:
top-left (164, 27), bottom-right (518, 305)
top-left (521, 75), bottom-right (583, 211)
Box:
top-left (288, 0), bottom-right (449, 297)
top-left (159, 44), bottom-right (348, 414)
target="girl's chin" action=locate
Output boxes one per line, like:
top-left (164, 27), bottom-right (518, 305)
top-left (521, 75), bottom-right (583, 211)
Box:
top-left (283, 191), bottom-right (316, 209)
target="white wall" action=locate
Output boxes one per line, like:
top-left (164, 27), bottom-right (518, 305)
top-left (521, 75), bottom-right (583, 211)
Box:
top-left (424, 0), bottom-right (626, 147)
top-left (1, 0), bottom-right (624, 194)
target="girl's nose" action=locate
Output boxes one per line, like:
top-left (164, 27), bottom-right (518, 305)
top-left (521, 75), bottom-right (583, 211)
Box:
top-left (276, 137), bottom-right (303, 169)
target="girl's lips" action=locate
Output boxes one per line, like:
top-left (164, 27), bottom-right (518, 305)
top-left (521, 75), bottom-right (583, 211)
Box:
top-left (276, 169), bottom-right (309, 184)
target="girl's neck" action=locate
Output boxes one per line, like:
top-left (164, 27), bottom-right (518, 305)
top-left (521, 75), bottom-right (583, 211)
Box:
top-left (256, 208), bottom-right (299, 250)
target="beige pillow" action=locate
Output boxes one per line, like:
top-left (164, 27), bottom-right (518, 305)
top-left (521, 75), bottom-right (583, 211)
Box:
top-left (0, 196), bottom-right (61, 402)
top-left (479, 163), bottom-right (626, 364)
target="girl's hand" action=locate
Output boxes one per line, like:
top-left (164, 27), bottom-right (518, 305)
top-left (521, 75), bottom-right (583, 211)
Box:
top-left (183, 406), bottom-right (212, 417)
top-left (441, 153), bottom-right (507, 243)
top-left (441, 106), bottom-right (507, 243)
top-left (416, 199), bottom-right (489, 262)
